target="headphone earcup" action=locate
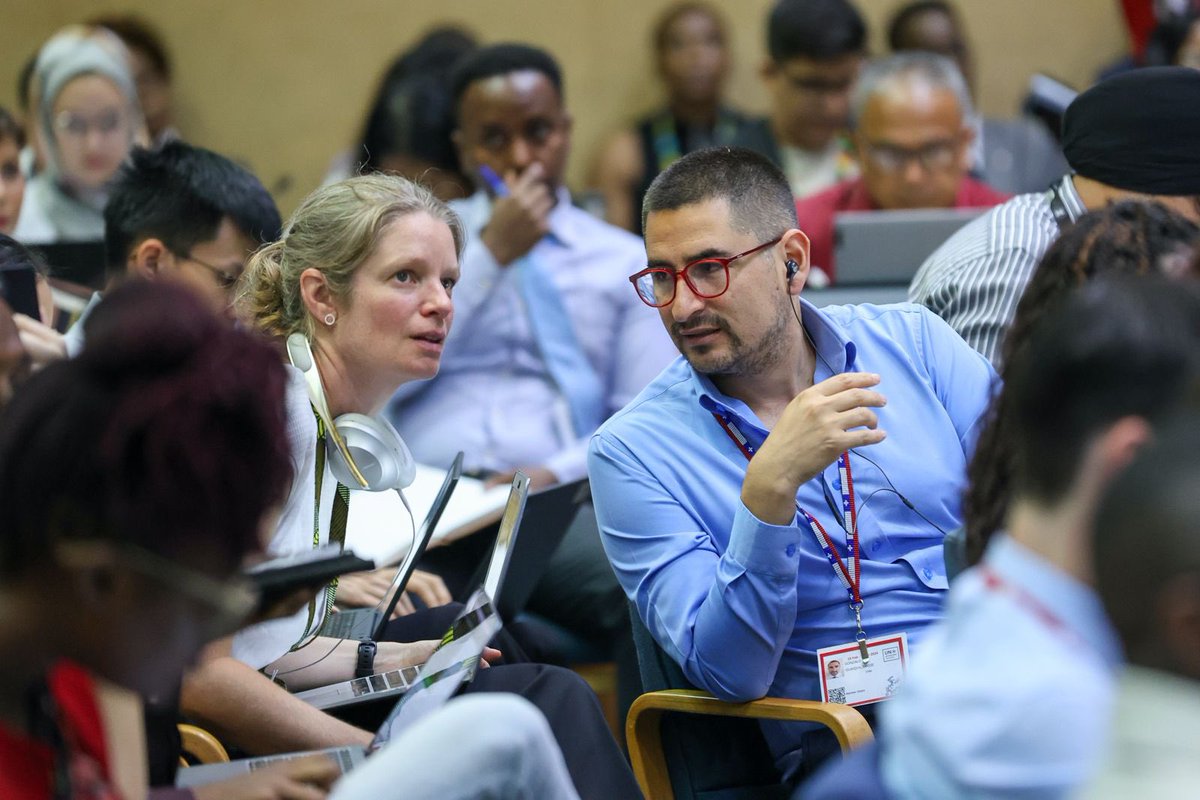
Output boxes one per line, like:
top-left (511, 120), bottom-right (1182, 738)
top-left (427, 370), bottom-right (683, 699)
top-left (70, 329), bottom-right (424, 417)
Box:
top-left (328, 414), bottom-right (416, 491)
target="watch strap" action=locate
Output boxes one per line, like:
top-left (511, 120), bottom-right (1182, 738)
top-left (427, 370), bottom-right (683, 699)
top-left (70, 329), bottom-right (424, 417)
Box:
top-left (355, 639), bottom-right (377, 679)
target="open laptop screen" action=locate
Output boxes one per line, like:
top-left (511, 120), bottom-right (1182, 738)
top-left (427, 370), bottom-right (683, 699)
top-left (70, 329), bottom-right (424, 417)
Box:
top-left (481, 472), bottom-right (531, 602)
top-left (369, 588), bottom-right (500, 750)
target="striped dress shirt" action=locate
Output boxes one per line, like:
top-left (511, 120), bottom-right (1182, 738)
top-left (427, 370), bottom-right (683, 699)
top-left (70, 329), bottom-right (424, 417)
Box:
top-left (908, 174), bottom-right (1085, 366)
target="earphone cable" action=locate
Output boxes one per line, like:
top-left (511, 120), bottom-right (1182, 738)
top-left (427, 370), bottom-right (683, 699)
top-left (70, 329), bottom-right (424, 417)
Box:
top-left (370, 489), bottom-right (418, 617)
top-left (794, 295), bottom-right (948, 538)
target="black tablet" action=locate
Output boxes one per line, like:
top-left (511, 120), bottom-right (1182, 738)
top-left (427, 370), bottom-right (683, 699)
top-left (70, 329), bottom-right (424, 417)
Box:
top-left (246, 547), bottom-right (375, 609)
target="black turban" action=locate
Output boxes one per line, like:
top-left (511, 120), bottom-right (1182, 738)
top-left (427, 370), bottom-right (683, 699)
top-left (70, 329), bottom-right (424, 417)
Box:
top-left (1062, 66), bottom-right (1200, 196)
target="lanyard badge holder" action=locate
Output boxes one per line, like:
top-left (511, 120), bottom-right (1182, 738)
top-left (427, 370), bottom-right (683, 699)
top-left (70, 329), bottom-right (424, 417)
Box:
top-left (715, 412), bottom-right (909, 706)
top-left (715, 413), bottom-right (870, 657)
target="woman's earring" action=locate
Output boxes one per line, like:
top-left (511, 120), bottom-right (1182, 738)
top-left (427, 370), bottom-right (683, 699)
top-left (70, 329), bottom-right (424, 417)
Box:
top-left (324, 313), bottom-right (336, 326)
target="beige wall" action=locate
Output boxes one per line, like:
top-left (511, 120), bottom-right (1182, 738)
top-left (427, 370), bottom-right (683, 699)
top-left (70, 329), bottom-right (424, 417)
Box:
top-left (2, 0), bottom-right (1127, 214)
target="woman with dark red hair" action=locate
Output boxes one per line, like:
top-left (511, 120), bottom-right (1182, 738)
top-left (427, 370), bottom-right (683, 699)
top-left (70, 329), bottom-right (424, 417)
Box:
top-left (0, 280), bottom-right (340, 798)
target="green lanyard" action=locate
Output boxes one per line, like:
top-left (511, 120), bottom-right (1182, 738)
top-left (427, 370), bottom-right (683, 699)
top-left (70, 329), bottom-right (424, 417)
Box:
top-left (294, 410), bottom-right (351, 648)
top-left (651, 109), bottom-right (741, 173)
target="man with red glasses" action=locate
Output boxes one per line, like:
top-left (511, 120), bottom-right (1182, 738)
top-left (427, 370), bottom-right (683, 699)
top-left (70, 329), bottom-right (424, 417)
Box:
top-left (588, 146), bottom-right (995, 785)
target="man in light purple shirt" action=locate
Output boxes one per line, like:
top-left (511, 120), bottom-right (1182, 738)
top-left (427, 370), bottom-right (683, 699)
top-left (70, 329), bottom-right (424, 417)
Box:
top-left (386, 44), bottom-right (676, 699)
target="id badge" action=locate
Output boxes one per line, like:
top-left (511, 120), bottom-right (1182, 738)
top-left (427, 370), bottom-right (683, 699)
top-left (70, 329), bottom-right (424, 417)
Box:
top-left (816, 632), bottom-right (908, 706)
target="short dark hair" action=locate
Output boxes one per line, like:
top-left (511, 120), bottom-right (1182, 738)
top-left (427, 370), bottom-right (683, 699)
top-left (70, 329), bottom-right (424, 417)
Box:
top-left (90, 14), bottom-right (173, 80)
top-left (450, 43), bottom-right (563, 121)
top-left (767, 0), bottom-right (867, 63)
top-left (642, 146), bottom-right (797, 239)
top-left (887, 0), bottom-right (956, 51)
top-left (0, 280), bottom-right (293, 578)
top-left (1094, 415), bottom-right (1200, 666)
top-left (964, 202), bottom-right (1200, 561)
top-left (104, 141), bottom-right (281, 280)
top-left (1007, 276), bottom-right (1199, 517)
top-left (654, 2), bottom-right (727, 53)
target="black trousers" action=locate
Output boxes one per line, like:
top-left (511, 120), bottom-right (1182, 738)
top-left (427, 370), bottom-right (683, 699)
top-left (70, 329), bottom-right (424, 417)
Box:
top-left (419, 502), bottom-right (640, 730)
top-left (329, 603), bottom-right (643, 800)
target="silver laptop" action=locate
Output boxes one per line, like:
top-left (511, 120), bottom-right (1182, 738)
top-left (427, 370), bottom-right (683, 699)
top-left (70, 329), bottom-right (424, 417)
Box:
top-left (176, 589), bottom-right (500, 788)
top-left (833, 207), bottom-right (985, 286)
top-left (476, 478), bottom-right (589, 622)
top-left (293, 473), bottom-right (530, 711)
top-left (320, 452), bottom-right (464, 641)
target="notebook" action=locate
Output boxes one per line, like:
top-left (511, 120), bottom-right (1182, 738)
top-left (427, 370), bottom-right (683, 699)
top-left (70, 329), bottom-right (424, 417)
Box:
top-left (345, 464), bottom-right (513, 564)
top-left (176, 589), bottom-right (500, 788)
top-left (294, 473), bottom-right (530, 711)
top-left (319, 452), bottom-right (464, 641)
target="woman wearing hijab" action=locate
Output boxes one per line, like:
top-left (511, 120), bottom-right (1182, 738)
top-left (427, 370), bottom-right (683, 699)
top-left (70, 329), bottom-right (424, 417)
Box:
top-left (14, 26), bottom-right (143, 244)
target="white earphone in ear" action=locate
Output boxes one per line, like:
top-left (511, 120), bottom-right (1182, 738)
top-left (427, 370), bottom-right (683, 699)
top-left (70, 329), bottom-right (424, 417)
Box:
top-left (286, 333), bottom-right (416, 492)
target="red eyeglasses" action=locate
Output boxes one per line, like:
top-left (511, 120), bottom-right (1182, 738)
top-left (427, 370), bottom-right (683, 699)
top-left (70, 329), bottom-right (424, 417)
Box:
top-left (629, 236), bottom-right (782, 308)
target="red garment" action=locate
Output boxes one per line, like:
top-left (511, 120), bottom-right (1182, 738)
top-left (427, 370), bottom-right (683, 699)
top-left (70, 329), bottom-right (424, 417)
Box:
top-left (794, 176), bottom-right (1010, 283)
top-left (0, 661), bottom-right (120, 800)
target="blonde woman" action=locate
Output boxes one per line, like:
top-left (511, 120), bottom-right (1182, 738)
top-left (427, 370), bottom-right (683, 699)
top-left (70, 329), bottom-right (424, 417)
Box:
top-left (179, 174), bottom-right (640, 800)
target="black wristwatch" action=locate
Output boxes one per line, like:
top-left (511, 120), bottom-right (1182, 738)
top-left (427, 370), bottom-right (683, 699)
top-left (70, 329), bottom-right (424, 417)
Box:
top-left (355, 639), bottom-right (377, 679)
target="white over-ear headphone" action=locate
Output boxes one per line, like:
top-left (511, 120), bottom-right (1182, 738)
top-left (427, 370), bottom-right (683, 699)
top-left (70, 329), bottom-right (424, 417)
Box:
top-left (286, 332), bottom-right (416, 492)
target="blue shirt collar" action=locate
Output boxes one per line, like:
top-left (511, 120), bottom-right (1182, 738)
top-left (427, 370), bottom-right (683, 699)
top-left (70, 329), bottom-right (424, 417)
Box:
top-left (985, 534), bottom-right (1124, 668)
top-left (693, 298), bottom-right (857, 436)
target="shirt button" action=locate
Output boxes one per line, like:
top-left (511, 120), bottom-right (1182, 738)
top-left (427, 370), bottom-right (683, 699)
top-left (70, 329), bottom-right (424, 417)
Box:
top-left (871, 541), bottom-right (881, 552)
top-left (923, 567), bottom-right (933, 580)
top-left (785, 544), bottom-right (797, 557)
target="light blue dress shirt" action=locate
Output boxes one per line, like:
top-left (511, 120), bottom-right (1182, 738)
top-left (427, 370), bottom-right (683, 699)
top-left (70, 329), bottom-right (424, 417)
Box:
top-left (878, 535), bottom-right (1122, 799)
top-left (387, 190), bottom-right (676, 481)
top-left (589, 300), bottom-right (996, 778)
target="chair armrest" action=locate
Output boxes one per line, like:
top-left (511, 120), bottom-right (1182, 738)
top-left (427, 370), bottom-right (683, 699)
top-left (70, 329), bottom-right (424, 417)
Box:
top-left (626, 689), bottom-right (873, 800)
top-left (177, 723), bottom-right (230, 766)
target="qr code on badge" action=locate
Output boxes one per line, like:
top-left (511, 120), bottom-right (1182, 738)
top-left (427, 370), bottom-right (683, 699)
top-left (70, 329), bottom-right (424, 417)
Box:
top-left (829, 687), bottom-right (846, 704)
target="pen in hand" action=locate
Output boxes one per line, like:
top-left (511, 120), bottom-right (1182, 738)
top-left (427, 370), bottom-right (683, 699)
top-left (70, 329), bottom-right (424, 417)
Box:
top-left (479, 164), bottom-right (509, 197)
top-left (477, 164), bottom-right (552, 265)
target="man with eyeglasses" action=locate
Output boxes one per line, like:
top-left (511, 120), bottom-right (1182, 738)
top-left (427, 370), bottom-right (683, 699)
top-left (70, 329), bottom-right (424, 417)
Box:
top-left (15, 139), bottom-right (280, 367)
top-left (734, 0), bottom-right (866, 201)
top-left (910, 66), bottom-right (1200, 367)
top-left (794, 52), bottom-right (1008, 284)
top-left (589, 146), bottom-right (995, 785)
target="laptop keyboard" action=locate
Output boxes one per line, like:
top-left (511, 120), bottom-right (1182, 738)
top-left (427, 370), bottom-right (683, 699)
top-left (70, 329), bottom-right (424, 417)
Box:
top-left (348, 665), bottom-right (420, 697)
top-left (247, 747), bottom-right (356, 775)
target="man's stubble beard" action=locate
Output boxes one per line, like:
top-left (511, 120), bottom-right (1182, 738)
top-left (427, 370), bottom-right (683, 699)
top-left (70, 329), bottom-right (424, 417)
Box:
top-left (678, 297), bottom-right (793, 378)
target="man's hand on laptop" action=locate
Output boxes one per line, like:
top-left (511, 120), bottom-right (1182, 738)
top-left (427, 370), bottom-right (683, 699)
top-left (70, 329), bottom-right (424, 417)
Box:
top-left (743, 373), bottom-right (888, 525)
top-left (190, 753), bottom-right (340, 800)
